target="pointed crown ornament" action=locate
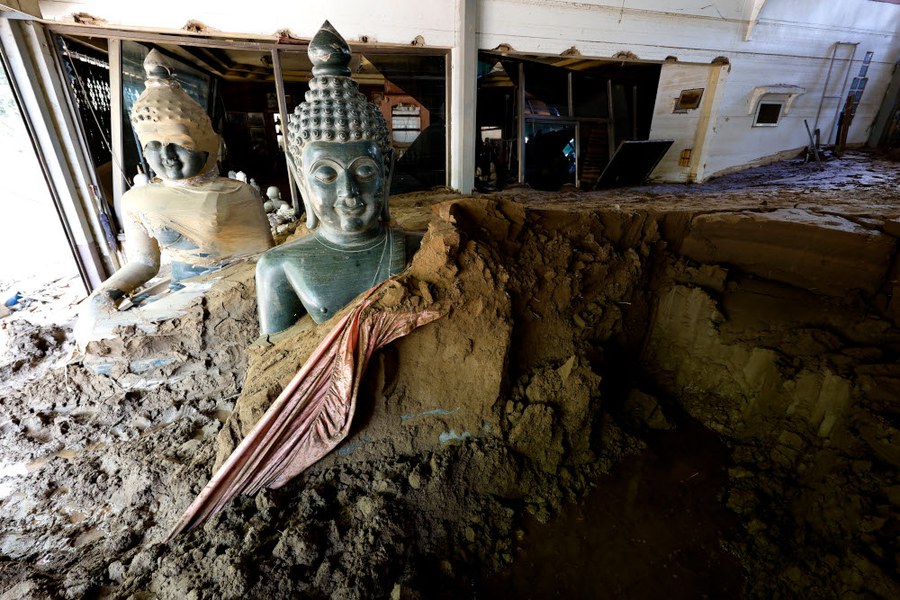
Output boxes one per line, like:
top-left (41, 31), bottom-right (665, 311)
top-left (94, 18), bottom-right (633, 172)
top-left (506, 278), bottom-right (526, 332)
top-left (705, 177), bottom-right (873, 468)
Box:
top-left (285, 21), bottom-right (392, 175)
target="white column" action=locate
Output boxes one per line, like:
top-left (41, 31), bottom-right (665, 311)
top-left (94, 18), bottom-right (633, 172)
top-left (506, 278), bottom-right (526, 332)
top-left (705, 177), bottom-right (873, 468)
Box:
top-left (690, 63), bottom-right (730, 183)
top-left (449, 0), bottom-right (476, 194)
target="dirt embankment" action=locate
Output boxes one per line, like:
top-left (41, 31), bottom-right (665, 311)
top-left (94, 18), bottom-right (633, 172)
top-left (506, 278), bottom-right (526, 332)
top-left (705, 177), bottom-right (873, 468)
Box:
top-left (0, 153), bottom-right (898, 598)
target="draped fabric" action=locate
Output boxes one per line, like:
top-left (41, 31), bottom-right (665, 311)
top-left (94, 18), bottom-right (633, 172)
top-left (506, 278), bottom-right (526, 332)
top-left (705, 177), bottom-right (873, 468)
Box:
top-left (168, 284), bottom-right (442, 538)
top-left (124, 179), bottom-right (272, 267)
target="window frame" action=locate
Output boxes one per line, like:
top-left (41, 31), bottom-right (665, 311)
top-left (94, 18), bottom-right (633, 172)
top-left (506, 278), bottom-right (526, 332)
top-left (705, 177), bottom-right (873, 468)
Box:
top-left (753, 100), bottom-right (784, 127)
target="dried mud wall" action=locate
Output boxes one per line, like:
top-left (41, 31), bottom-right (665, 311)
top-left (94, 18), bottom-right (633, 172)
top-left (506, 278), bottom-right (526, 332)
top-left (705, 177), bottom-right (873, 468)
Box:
top-left (641, 209), bottom-right (900, 598)
top-left (211, 197), bottom-right (899, 597)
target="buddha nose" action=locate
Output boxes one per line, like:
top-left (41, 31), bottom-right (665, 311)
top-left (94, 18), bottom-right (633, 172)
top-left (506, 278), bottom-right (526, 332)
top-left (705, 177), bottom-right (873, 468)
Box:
top-left (163, 144), bottom-right (178, 159)
top-left (335, 172), bottom-right (362, 207)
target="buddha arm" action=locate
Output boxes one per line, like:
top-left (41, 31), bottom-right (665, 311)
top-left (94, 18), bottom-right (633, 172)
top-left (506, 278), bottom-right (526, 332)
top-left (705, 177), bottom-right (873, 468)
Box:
top-left (74, 205), bottom-right (161, 350)
top-left (256, 251), bottom-right (305, 335)
top-left (93, 205), bottom-right (161, 303)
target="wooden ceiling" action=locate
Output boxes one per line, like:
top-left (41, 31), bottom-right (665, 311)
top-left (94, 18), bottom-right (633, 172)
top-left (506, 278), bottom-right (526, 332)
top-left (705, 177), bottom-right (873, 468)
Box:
top-left (62, 32), bottom-right (446, 87)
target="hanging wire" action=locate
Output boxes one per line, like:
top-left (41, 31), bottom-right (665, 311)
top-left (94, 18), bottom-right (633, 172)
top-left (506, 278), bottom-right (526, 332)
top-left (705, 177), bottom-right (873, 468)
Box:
top-left (59, 36), bottom-right (131, 190)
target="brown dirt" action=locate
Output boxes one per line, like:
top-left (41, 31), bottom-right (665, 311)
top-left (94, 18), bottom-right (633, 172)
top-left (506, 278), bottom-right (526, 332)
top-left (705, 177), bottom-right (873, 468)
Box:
top-left (0, 150), bottom-right (898, 599)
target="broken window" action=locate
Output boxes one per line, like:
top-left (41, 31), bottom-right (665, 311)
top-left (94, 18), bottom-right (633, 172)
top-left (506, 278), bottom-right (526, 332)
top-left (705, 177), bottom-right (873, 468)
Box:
top-left (674, 88), bottom-right (704, 112)
top-left (364, 53), bottom-right (447, 194)
top-left (748, 85), bottom-right (804, 129)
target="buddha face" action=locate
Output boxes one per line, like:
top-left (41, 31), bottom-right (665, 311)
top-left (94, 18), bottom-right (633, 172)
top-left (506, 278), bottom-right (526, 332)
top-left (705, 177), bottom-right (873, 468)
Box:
top-left (301, 140), bottom-right (385, 241)
top-left (144, 141), bottom-right (209, 180)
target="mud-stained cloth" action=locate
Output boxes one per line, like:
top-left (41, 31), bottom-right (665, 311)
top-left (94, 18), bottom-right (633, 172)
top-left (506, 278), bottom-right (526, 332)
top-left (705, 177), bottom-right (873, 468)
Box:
top-left (168, 283), bottom-right (442, 538)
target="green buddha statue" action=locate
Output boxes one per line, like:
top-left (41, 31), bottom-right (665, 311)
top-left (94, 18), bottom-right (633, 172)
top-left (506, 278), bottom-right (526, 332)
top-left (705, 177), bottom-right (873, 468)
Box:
top-left (75, 49), bottom-right (273, 349)
top-left (256, 22), bottom-right (420, 334)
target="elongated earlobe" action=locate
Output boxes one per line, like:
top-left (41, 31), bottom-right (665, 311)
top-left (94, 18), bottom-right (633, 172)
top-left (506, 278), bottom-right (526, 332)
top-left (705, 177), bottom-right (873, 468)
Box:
top-left (288, 162), bottom-right (319, 229)
top-left (381, 151), bottom-right (394, 222)
top-left (305, 202), bottom-right (318, 229)
top-left (302, 189), bottom-right (318, 229)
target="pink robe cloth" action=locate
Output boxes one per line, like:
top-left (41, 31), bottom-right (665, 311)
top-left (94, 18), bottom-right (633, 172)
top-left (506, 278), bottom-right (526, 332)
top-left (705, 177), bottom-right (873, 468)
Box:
top-left (168, 285), bottom-right (442, 538)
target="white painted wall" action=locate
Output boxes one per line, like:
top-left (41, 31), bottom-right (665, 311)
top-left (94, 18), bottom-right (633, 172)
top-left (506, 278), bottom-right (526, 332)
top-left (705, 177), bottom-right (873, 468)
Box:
top-left (38, 0), bottom-right (458, 46)
top-left (647, 62), bottom-right (716, 183)
top-left (35, 0), bottom-right (900, 181)
top-left (474, 0), bottom-right (900, 180)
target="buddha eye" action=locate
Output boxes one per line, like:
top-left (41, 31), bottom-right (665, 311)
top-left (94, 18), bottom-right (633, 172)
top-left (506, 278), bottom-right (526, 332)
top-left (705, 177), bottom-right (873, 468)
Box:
top-left (313, 165), bottom-right (338, 183)
top-left (145, 141), bottom-right (162, 152)
top-left (353, 162), bottom-right (377, 181)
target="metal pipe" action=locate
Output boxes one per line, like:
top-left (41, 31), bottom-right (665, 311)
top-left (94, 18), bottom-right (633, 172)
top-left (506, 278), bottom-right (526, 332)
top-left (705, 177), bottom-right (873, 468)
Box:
top-left (813, 43), bottom-right (840, 134)
top-left (632, 84), bottom-right (638, 139)
top-left (270, 48), bottom-right (300, 215)
top-left (607, 79), bottom-right (616, 158)
top-left (108, 37), bottom-right (127, 229)
top-left (828, 44), bottom-right (858, 145)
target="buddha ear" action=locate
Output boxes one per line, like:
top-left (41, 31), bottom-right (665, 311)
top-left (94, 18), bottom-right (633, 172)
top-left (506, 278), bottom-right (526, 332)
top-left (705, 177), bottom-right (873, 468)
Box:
top-left (303, 193), bottom-right (318, 229)
top-left (296, 176), bottom-right (318, 229)
top-left (287, 153), bottom-right (318, 229)
top-left (381, 150), bottom-right (394, 222)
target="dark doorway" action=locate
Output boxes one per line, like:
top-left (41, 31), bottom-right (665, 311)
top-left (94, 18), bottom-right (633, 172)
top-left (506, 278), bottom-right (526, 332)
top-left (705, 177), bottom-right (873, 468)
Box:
top-left (476, 52), bottom-right (661, 191)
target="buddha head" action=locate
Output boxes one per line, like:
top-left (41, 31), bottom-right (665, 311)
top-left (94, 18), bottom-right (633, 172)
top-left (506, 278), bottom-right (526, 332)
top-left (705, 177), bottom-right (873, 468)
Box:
top-left (286, 22), bottom-right (393, 244)
top-left (131, 50), bottom-right (219, 181)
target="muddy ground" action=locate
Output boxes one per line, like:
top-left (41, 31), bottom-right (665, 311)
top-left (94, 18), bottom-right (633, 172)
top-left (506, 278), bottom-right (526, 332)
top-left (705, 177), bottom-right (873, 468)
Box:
top-left (0, 150), bottom-right (898, 599)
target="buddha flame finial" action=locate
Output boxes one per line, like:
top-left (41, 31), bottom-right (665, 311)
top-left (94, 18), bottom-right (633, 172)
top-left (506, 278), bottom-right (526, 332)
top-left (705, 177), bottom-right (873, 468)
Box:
top-left (308, 20), bottom-right (352, 78)
top-left (143, 48), bottom-right (176, 81)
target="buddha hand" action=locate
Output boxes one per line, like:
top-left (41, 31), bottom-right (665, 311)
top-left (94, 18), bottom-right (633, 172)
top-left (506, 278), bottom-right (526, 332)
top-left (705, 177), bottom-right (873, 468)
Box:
top-left (73, 292), bottom-right (120, 352)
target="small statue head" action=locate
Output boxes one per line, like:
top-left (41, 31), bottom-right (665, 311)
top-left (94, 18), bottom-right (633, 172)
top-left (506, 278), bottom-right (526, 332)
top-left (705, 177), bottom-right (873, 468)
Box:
top-left (131, 50), bottom-right (219, 181)
top-left (286, 21), bottom-right (393, 243)
top-left (266, 186), bottom-right (281, 201)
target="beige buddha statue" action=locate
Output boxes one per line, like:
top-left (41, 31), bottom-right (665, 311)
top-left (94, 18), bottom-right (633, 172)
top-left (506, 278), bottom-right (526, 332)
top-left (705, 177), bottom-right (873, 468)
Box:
top-left (75, 50), bottom-right (273, 349)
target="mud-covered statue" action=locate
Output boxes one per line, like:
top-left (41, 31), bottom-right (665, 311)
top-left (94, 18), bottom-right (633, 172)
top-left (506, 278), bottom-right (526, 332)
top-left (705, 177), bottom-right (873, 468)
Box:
top-left (256, 22), bottom-right (420, 334)
top-left (75, 50), bottom-right (273, 348)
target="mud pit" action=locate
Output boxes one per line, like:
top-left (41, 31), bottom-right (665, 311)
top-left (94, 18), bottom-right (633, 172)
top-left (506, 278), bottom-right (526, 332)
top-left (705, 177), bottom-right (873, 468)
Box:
top-left (1, 151), bottom-right (898, 598)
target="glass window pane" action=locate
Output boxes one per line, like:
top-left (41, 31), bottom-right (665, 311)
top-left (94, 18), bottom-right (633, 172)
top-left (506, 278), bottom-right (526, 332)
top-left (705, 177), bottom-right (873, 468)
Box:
top-left (755, 102), bottom-right (782, 125)
top-left (363, 52), bottom-right (447, 193)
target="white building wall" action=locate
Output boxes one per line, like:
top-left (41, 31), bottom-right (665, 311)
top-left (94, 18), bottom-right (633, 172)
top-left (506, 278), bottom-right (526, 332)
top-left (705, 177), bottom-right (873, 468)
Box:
top-left (38, 0), bottom-right (459, 46)
top-left (647, 62), bottom-right (723, 183)
top-left (36, 0), bottom-right (900, 181)
top-left (474, 0), bottom-right (900, 180)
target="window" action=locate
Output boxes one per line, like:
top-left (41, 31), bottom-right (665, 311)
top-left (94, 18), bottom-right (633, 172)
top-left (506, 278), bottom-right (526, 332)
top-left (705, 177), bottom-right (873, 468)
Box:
top-left (754, 102), bottom-right (783, 126)
top-left (673, 88), bottom-right (704, 112)
top-left (748, 85), bottom-right (804, 128)
top-left (391, 104), bottom-right (421, 146)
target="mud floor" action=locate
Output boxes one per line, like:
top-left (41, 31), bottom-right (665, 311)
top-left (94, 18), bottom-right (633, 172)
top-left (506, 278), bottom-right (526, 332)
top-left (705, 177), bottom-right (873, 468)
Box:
top-left (1, 150), bottom-right (899, 598)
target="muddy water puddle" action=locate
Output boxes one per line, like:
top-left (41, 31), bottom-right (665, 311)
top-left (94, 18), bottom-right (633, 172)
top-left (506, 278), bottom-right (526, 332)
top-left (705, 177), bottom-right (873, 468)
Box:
top-left (478, 421), bottom-right (744, 599)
